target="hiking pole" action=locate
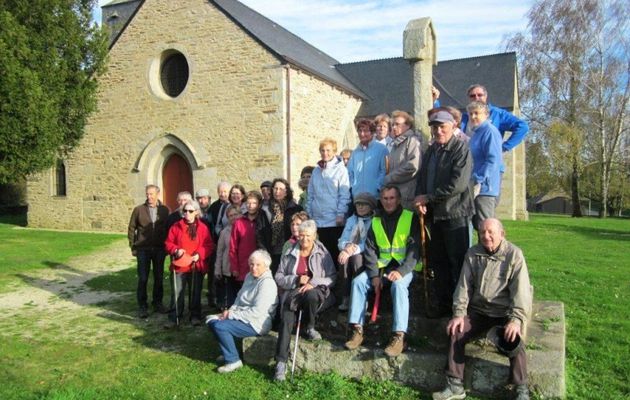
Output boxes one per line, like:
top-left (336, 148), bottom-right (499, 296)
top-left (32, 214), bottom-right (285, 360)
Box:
top-left (173, 269), bottom-right (180, 327)
top-left (290, 309), bottom-right (303, 383)
top-left (370, 270), bottom-right (383, 323)
top-left (419, 213), bottom-right (430, 315)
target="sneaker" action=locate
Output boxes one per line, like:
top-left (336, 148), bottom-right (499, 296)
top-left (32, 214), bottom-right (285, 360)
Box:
top-left (432, 377), bottom-right (466, 400)
top-left (384, 332), bottom-right (405, 357)
top-left (514, 384), bottom-right (530, 400)
top-left (338, 296), bottom-right (349, 311)
top-left (217, 359), bottom-right (243, 373)
top-left (303, 328), bottom-right (322, 340)
top-left (274, 361), bottom-right (287, 382)
top-left (344, 325), bottom-right (364, 350)
top-left (138, 307), bottom-right (149, 319)
top-left (153, 304), bottom-right (169, 314)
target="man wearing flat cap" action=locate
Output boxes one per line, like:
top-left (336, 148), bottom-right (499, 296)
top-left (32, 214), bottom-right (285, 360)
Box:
top-left (433, 218), bottom-right (532, 400)
top-left (414, 110), bottom-right (474, 318)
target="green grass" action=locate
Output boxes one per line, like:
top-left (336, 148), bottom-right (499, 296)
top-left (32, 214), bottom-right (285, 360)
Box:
top-left (0, 214), bottom-right (629, 399)
top-left (0, 216), bottom-right (123, 292)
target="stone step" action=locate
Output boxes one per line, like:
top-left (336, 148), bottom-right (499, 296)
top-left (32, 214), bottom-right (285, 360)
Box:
top-left (242, 301), bottom-right (565, 399)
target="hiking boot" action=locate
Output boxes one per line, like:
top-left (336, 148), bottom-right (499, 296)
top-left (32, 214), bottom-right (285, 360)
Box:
top-left (344, 325), bottom-right (364, 350)
top-left (138, 306), bottom-right (149, 319)
top-left (384, 332), bottom-right (405, 357)
top-left (303, 328), bottom-right (322, 340)
top-left (432, 376), bottom-right (466, 400)
top-left (215, 354), bottom-right (225, 363)
top-left (514, 384), bottom-right (530, 400)
top-left (338, 296), bottom-right (349, 311)
top-left (274, 361), bottom-right (287, 382)
top-left (217, 359), bottom-right (243, 373)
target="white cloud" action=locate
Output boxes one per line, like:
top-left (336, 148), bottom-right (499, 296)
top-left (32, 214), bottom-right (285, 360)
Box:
top-left (240, 0), bottom-right (532, 61)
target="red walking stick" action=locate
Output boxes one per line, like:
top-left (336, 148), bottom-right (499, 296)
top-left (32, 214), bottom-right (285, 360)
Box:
top-left (370, 270), bottom-right (383, 323)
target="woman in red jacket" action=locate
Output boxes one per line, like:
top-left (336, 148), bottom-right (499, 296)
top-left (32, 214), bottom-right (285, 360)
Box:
top-left (165, 199), bottom-right (214, 327)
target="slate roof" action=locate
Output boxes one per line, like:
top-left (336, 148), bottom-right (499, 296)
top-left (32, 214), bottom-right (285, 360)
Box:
top-left (336, 53), bottom-right (517, 117)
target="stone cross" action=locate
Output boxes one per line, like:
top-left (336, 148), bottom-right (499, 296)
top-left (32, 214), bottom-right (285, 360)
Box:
top-left (403, 17), bottom-right (437, 147)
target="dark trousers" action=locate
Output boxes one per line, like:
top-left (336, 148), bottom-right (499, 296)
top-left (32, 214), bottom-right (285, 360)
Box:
top-left (168, 269), bottom-right (204, 321)
top-left (448, 313), bottom-right (527, 385)
top-left (215, 276), bottom-right (241, 310)
top-left (275, 290), bottom-right (334, 362)
top-left (317, 226), bottom-right (344, 268)
top-left (136, 248), bottom-right (166, 308)
top-left (207, 252), bottom-right (217, 306)
top-left (428, 217), bottom-right (470, 312)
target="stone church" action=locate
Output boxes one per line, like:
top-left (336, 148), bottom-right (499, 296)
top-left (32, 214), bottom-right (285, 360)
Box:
top-left (26, 0), bottom-right (527, 232)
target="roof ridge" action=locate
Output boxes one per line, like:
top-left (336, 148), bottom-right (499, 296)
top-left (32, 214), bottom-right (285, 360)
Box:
top-left (439, 51), bottom-right (516, 63)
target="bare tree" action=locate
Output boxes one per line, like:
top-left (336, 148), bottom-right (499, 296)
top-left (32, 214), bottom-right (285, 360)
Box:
top-left (505, 0), bottom-right (629, 217)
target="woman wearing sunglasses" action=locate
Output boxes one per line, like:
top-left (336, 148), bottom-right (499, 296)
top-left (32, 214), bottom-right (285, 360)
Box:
top-left (165, 199), bottom-right (214, 327)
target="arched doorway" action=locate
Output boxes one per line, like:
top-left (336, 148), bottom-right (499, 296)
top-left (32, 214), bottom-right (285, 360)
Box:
top-left (162, 153), bottom-right (193, 212)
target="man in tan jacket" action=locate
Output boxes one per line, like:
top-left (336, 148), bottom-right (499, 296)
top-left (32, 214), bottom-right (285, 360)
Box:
top-left (433, 218), bottom-right (532, 400)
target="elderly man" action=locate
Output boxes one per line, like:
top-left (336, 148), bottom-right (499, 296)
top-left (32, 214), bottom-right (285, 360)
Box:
top-left (433, 218), bottom-right (532, 400)
top-left (210, 181), bottom-right (232, 238)
top-left (459, 84), bottom-right (529, 152)
top-left (165, 191), bottom-right (193, 231)
top-left (128, 184), bottom-right (170, 318)
top-left (345, 185), bottom-right (420, 357)
top-left (195, 188), bottom-right (212, 226)
top-left (346, 118), bottom-right (388, 199)
top-left (383, 110), bottom-right (422, 210)
top-left (415, 111), bottom-right (474, 318)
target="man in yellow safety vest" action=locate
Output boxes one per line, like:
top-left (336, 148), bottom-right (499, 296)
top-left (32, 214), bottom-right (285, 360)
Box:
top-left (344, 185), bottom-right (420, 357)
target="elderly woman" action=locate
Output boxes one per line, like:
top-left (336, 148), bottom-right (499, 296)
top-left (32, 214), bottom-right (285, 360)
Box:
top-left (307, 137), bottom-right (351, 265)
top-left (164, 199), bottom-right (214, 327)
top-left (374, 113), bottom-right (392, 149)
top-left (273, 220), bottom-right (336, 381)
top-left (214, 204), bottom-right (242, 310)
top-left (337, 192), bottom-right (377, 311)
top-left (383, 110), bottom-right (422, 210)
top-left (466, 101), bottom-right (502, 228)
top-left (281, 211), bottom-right (309, 255)
top-left (207, 249), bottom-right (278, 373)
top-left (263, 178), bottom-right (303, 272)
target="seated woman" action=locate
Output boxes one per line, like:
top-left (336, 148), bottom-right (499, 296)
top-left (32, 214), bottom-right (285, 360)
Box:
top-left (207, 250), bottom-right (278, 373)
top-left (164, 199), bottom-right (214, 327)
top-left (337, 192), bottom-right (377, 311)
top-left (273, 220), bottom-right (336, 381)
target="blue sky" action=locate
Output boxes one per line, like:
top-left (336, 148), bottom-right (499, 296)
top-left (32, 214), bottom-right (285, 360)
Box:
top-left (95, 0), bottom-right (531, 62)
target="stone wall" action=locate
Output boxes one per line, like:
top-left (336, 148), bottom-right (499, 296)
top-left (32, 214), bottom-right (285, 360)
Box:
top-left (28, 0), bottom-right (285, 231)
top-left (287, 68), bottom-right (362, 187)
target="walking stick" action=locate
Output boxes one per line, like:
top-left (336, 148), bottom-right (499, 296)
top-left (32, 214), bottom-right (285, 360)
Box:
top-left (290, 309), bottom-right (303, 383)
top-left (419, 213), bottom-right (430, 315)
top-left (369, 270), bottom-right (383, 323)
top-left (173, 269), bottom-right (179, 327)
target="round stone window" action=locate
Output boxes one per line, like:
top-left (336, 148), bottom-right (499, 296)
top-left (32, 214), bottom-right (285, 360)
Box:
top-left (160, 51), bottom-right (189, 98)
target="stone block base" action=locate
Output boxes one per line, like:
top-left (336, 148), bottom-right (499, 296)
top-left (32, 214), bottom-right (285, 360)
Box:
top-left (243, 301), bottom-right (565, 398)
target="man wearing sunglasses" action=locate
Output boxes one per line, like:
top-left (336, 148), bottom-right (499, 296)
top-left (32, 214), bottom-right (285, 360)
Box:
top-left (458, 84), bottom-right (529, 153)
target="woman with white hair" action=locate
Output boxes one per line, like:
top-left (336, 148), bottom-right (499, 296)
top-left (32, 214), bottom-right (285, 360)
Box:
top-left (207, 249), bottom-right (278, 373)
top-left (164, 199), bottom-right (214, 327)
top-left (273, 220), bottom-right (336, 381)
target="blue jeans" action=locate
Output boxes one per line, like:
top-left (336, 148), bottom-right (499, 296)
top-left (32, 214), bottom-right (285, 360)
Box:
top-left (209, 319), bottom-right (258, 364)
top-left (348, 270), bottom-right (413, 332)
top-left (136, 248), bottom-right (166, 308)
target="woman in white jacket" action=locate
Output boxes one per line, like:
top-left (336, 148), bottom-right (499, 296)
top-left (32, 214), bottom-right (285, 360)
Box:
top-left (306, 137), bottom-right (351, 265)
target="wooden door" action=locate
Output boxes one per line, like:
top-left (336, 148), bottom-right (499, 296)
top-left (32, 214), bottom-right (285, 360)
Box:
top-left (162, 153), bottom-right (193, 212)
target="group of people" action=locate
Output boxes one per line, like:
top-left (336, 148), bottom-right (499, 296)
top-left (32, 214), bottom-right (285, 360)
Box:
top-left (126, 83), bottom-right (533, 400)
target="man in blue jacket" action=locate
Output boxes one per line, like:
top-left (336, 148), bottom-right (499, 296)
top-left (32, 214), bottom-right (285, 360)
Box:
top-left (460, 84), bottom-right (529, 153)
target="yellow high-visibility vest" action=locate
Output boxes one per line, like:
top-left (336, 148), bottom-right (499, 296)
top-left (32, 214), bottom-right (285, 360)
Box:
top-left (372, 209), bottom-right (421, 271)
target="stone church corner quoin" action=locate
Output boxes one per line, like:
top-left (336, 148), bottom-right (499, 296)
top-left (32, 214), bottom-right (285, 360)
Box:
top-left (26, 0), bottom-right (528, 232)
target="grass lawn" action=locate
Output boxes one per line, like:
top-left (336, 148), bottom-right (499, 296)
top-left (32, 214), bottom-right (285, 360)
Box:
top-left (0, 214), bottom-right (628, 399)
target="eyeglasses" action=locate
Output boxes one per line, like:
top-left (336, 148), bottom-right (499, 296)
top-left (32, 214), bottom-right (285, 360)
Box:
top-left (469, 93), bottom-right (485, 98)
top-left (183, 209), bottom-right (195, 214)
